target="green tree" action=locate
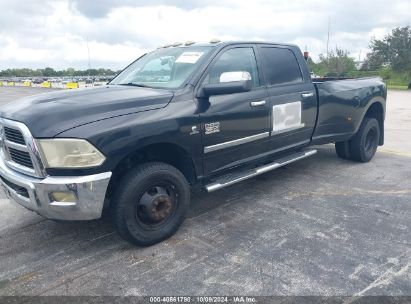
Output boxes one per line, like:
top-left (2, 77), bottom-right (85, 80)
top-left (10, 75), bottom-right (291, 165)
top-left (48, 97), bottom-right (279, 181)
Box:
top-left (66, 68), bottom-right (76, 76)
top-left (307, 57), bottom-right (327, 77)
top-left (363, 26), bottom-right (411, 75)
top-left (0, 67), bottom-right (118, 78)
top-left (43, 67), bottom-right (56, 77)
top-left (309, 47), bottom-right (356, 77)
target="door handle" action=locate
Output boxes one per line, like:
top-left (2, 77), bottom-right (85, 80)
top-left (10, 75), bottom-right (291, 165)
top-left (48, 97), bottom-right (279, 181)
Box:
top-left (301, 92), bottom-right (314, 98)
top-left (250, 100), bottom-right (266, 107)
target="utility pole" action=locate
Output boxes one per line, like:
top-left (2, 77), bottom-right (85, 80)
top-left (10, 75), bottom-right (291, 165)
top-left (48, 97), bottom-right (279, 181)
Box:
top-left (358, 49), bottom-right (362, 70)
top-left (326, 17), bottom-right (331, 59)
top-left (86, 37), bottom-right (91, 77)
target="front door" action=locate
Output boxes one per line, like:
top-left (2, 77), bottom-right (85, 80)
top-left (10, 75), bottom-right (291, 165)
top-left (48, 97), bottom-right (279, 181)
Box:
top-left (198, 46), bottom-right (271, 176)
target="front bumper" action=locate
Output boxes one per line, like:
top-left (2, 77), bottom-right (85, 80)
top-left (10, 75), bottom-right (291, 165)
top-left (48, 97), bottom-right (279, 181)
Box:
top-left (0, 156), bottom-right (112, 220)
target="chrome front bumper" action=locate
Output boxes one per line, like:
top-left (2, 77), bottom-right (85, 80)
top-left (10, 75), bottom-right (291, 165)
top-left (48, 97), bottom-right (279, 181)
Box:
top-left (0, 156), bottom-right (112, 220)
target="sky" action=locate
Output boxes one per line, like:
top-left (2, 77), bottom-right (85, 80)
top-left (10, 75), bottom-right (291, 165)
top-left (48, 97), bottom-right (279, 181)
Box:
top-left (0, 0), bottom-right (410, 70)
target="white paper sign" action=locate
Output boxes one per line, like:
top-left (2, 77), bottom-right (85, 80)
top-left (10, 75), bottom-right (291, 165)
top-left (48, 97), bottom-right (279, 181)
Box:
top-left (175, 52), bottom-right (204, 64)
top-left (272, 101), bottom-right (304, 134)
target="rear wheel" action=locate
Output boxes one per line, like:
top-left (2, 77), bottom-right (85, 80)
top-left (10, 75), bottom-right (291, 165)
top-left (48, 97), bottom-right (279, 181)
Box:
top-left (111, 162), bottom-right (190, 246)
top-left (350, 117), bottom-right (380, 162)
top-left (335, 141), bottom-right (351, 159)
top-left (335, 117), bottom-right (380, 163)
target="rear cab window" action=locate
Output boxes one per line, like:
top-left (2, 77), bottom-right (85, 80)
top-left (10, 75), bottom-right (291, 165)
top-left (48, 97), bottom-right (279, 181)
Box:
top-left (259, 47), bottom-right (303, 86)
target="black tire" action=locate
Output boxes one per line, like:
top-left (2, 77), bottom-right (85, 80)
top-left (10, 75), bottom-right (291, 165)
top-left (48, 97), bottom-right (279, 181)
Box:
top-left (335, 141), bottom-right (351, 159)
top-left (349, 117), bottom-right (380, 162)
top-left (111, 162), bottom-right (190, 246)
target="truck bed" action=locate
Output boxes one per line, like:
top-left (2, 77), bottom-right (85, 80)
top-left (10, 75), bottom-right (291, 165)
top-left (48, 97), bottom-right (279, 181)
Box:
top-left (311, 77), bottom-right (386, 145)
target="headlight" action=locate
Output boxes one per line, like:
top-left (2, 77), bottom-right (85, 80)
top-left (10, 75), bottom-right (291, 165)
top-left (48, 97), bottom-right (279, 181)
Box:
top-left (36, 139), bottom-right (106, 168)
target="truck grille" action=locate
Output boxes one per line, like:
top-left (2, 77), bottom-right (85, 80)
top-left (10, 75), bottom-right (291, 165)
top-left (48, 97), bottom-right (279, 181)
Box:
top-left (0, 118), bottom-right (45, 177)
top-left (8, 148), bottom-right (34, 168)
top-left (4, 127), bottom-right (25, 145)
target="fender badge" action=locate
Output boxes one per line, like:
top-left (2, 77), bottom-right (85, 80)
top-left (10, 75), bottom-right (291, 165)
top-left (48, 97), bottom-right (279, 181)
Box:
top-left (205, 122), bottom-right (220, 134)
top-left (189, 126), bottom-right (199, 135)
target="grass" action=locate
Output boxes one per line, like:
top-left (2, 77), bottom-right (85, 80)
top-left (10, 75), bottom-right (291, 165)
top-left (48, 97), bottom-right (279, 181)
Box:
top-left (387, 84), bottom-right (409, 90)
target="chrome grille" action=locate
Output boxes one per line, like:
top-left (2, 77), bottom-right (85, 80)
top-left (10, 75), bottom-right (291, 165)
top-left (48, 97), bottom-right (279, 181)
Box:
top-left (8, 148), bottom-right (34, 168)
top-left (0, 118), bottom-right (46, 177)
top-left (4, 127), bottom-right (25, 145)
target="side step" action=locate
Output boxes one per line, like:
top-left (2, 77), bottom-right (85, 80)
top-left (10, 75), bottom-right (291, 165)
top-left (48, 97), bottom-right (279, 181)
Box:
top-left (205, 148), bottom-right (317, 192)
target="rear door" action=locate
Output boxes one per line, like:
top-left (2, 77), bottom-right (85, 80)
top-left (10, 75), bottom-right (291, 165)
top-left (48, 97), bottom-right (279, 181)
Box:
top-left (257, 46), bottom-right (317, 152)
top-left (198, 46), bottom-right (271, 176)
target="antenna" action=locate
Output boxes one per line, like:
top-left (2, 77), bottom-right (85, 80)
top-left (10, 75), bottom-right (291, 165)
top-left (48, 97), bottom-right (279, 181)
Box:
top-left (86, 37), bottom-right (91, 77)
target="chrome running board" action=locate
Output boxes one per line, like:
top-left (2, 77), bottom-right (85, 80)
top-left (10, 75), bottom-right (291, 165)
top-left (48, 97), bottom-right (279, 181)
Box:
top-left (205, 149), bottom-right (317, 192)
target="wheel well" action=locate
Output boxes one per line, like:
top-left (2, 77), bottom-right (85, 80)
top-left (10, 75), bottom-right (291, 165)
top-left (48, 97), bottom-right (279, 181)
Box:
top-left (106, 143), bottom-right (196, 204)
top-left (364, 102), bottom-right (384, 145)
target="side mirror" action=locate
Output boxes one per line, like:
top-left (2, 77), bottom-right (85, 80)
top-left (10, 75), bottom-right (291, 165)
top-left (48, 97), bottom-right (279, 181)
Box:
top-left (199, 71), bottom-right (252, 97)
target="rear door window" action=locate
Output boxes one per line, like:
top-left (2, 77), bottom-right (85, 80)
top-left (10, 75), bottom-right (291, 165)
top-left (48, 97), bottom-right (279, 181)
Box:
top-left (260, 47), bottom-right (303, 86)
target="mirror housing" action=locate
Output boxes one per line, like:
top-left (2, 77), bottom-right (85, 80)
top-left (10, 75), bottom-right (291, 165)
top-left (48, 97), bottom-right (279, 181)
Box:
top-left (219, 71), bottom-right (251, 83)
top-left (198, 71), bottom-right (252, 97)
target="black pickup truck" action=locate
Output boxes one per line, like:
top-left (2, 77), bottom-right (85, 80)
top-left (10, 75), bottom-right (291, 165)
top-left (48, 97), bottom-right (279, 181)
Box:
top-left (0, 41), bottom-right (386, 245)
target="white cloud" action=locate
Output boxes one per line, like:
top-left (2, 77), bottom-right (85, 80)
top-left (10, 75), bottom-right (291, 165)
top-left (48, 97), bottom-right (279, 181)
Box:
top-left (0, 0), bottom-right (410, 69)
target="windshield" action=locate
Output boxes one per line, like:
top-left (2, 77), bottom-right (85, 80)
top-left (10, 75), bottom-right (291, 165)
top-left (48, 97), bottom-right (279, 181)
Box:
top-left (110, 46), bottom-right (214, 89)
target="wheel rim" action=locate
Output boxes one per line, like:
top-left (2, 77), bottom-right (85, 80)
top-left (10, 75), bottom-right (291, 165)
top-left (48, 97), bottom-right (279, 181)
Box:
top-left (135, 183), bottom-right (178, 229)
top-left (364, 127), bottom-right (377, 154)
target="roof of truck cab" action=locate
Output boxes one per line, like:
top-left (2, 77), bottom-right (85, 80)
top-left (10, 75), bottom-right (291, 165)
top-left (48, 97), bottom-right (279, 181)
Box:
top-left (217, 41), bottom-right (299, 48)
top-left (160, 41), bottom-right (300, 49)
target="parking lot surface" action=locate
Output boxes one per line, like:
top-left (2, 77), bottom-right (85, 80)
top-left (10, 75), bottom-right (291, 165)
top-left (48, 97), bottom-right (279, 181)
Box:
top-left (0, 87), bottom-right (410, 296)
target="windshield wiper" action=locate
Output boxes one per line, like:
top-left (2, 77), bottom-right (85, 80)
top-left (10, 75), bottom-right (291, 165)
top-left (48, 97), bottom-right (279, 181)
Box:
top-left (119, 82), bottom-right (151, 88)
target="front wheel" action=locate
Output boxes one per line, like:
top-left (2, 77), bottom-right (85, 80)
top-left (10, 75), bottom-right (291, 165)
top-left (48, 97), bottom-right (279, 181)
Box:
top-left (111, 162), bottom-right (190, 246)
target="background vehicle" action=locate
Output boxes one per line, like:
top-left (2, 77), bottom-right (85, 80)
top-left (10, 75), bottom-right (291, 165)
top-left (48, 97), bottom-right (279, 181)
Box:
top-left (0, 41), bottom-right (386, 246)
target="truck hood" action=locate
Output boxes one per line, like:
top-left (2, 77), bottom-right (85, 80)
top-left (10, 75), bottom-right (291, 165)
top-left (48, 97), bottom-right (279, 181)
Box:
top-left (0, 85), bottom-right (174, 137)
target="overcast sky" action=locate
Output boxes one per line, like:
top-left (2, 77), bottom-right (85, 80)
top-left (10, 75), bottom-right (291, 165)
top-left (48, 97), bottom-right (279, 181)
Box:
top-left (0, 0), bottom-right (410, 70)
